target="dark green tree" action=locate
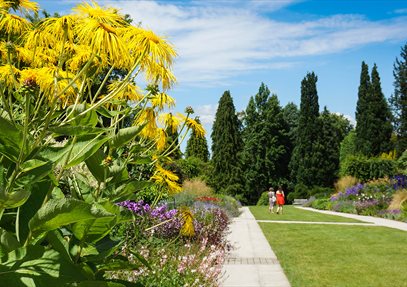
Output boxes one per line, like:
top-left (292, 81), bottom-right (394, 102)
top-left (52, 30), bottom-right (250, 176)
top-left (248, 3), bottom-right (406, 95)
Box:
top-left (290, 72), bottom-right (321, 186)
top-left (316, 108), bottom-right (352, 186)
top-left (210, 91), bottom-right (243, 195)
top-left (390, 43), bottom-right (407, 155)
top-left (185, 117), bottom-right (209, 162)
top-left (355, 62), bottom-right (392, 156)
top-left (241, 83), bottom-right (289, 203)
top-left (369, 64), bottom-right (393, 154)
top-left (355, 61), bottom-right (372, 156)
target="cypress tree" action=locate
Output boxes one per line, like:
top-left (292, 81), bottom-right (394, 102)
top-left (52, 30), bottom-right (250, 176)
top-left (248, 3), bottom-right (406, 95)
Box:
top-left (390, 43), bottom-right (407, 155)
top-left (290, 72), bottom-right (320, 186)
top-left (355, 63), bottom-right (392, 156)
top-left (369, 64), bottom-right (393, 155)
top-left (210, 91), bottom-right (243, 195)
top-left (355, 61), bottom-right (372, 156)
top-left (185, 117), bottom-right (209, 162)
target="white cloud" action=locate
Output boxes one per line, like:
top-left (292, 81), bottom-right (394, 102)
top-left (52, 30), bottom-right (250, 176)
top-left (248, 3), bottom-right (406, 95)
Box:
top-left (193, 104), bottom-right (218, 124)
top-left (334, 112), bottom-right (356, 127)
top-left (101, 1), bottom-right (407, 86)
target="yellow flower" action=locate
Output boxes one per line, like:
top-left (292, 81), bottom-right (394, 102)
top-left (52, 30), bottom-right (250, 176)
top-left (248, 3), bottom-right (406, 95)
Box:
top-left (0, 64), bottom-right (20, 89)
top-left (178, 113), bottom-right (206, 138)
top-left (156, 128), bottom-right (167, 152)
top-left (158, 113), bottom-right (180, 134)
top-left (75, 18), bottom-right (128, 68)
top-left (1, 0), bottom-right (39, 13)
top-left (15, 45), bottom-right (33, 64)
top-left (135, 107), bottom-right (158, 139)
top-left (0, 12), bottom-right (31, 36)
top-left (73, 0), bottom-right (126, 26)
top-left (142, 56), bottom-right (176, 91)
top-left (150, 92), bottom-right (175, 110)
top-left (179, 207), bottom-right (195, 237)
top-left (41, 16), bottom-right (77, 44)
top-left (107, 81), bottom-right (143, 102)
top-left (151, 163), bottom-right (181, 194)
top-left (24, 27), bottom-right (53, 52)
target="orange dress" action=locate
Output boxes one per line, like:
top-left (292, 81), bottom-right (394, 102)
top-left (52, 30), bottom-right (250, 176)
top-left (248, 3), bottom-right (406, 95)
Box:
top-left (276, 191), bottom-right (285, 205)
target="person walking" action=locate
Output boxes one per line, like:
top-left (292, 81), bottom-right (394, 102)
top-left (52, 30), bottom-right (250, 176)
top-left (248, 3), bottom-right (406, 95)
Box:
top-left (267, 187), bottom-right (276, 213)
top-left (276, 186), bottom-right (285, 215)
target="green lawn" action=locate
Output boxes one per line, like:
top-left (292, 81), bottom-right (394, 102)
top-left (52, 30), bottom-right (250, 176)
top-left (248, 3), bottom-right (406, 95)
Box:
top-left (250, 206), bottom-right (365, 223)
top-left (259, 223), bottom-right (407, 287)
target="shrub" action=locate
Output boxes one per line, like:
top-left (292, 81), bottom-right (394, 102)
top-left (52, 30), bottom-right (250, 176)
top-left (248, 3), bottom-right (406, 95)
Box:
top-left (335, 176), bottom-right (359, 192)
top-left (182, 178), bottom-right (214, 197)
top-left (388, 189), bottom-right (407, 210)
top-left (215, 194), bottom-right (241, 217)
top-left (311, 198), bottom-right (330, 210)
top-left (341, 155), bottom-right (397, 182)
top-left (332, 200), bottom-right (357, 214)
top-left (257, 191), bottom-right (270, 206)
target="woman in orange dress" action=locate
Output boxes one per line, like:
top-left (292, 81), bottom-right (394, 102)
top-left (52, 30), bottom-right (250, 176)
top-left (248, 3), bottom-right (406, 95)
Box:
top-left (276, 186), bottom-right (285, 214)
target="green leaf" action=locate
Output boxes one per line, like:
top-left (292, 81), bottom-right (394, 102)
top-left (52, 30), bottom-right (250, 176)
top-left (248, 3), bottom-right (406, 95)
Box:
top-left (19, 159), bottom-right (48, 172)
top-left (49, 125), bottom-right (108, 136)
top-left (85, 149), bottom-right (110, 183)
top-left (110, 125), bottom-right (144, 149)
top-left (28, 198), bottom-right (115, 238)
top-left (129, 249), bottom-right (151, 270)
top-left (0, 188), bottom-right (31, 209)
top-left (18, 181), bottom-right (50, 244)
top-left (68, 103), bottom-right (98, 127)
top-left (16, 161), bottom-right (53, 188)
top-left (0, 245), bottom-right (87, 286)
top-left (0, 228), bottom-right (20, 257)
top-left (63, 137), bottom-right (110, 169)
top-left (46, 230), bottom-right (72, 263)
top-left (110, 180), bottom-right (151, 202)
top-left (0, 115), bottom-right (23, 150)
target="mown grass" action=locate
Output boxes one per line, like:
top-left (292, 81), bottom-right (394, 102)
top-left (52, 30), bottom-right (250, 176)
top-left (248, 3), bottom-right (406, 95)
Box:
top-left (258, 223), bottom-right (407, 287)
top-left (250, 206), bottom-right (365, 223)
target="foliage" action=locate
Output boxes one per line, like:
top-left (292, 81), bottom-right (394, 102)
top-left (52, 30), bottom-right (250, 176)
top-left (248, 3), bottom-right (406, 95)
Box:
top-left (0, 1), bottom-right (205, 285)
top-left (388, 189), bottom-right (407, 210)
top-left (210, 90), bottom-right (243, 195)
top-left (355, 62), bottom-right (393, 156)
top-left (256, 191), bottom-right (270, 206)
top-left (176, 157), bottom-right (209, 180)
top-left (314, 108), bottom-right (352, 186)
top-left (341, 155), bottom-right (397, 181)
top-left (310, 198), bottom-right (330, 210)
top-left (185, 117), bottom-right (210, 162)
top-left (396, 149), bottom-right (407, 173)
top-left (339, 130), bottom-right (357, 172)
top-left (290, 72), bottom-right (321, 186)
top-left (390, 42), bottom-right (407, 156)
top-left (241, 83), bottom-right (290, 204)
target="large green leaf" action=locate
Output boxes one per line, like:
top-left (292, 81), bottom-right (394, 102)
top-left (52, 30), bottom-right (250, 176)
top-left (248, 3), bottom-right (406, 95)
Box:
top-left (15, 161), bottom-right (53, 188)
top-left (110, 180), bottom-right (151, 202)
top-left (62, 137), bottom-right (110, 169)
top-left (109, 125), bottom-right (144, 149)
top-left (28, 198), bottom-right (115, 238)
top-left (0, 115), bottom-right (22, 150)
top-left (18, 181), bottom-right (50, 244)
top-left (49, 125), bottom-right (108, 136)
top-left (0, 228), bottom-right (20, 257)
top-left (0, 245), bottom-right (87, 286)
top-left (0, 188), bottom-right (31, 209)
top-left (68, 104), bottom-right (98, 127)
top-left (85, 149), bottom-right (110, 183)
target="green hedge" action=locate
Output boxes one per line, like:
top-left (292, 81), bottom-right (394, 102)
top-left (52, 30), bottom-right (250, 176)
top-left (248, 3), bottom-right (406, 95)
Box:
top-left (341, 156), bottom-right (397, 182)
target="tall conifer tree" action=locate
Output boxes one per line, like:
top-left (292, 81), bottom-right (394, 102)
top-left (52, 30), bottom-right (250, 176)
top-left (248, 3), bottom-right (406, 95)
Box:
top-left (241, 83), bottom-right (289, 203)
top-left (355, 61), bottom-right (372, 156)
top-left (290, 72), bottom-right (320, 186)
top-left (210, 91), bottom-right (243, 194)
top-left (390, 43), bottom-right (407, 155)
top-left (355, 62), bottom-right (392, 156)
top-left (185, 117), bottom-right (209, 162)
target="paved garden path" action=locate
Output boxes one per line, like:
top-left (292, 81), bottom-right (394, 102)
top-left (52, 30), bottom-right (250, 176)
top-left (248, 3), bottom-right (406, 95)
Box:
top-left (221, 207), bottom-right (291, 287)
top-left (296, 206), bottom-right (407, 232)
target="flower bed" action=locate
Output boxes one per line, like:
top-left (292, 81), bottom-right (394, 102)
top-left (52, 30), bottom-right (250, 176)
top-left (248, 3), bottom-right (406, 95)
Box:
top-left (311, 176), bottom-right (407, 222)
top-left (110, 200), bottom-right (231, 286)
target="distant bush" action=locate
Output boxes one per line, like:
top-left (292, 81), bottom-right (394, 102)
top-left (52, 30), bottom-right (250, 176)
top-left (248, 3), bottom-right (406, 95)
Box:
top-left (311, 198), bottom-right (330, 210)
top-left (256, 192), bottom-right (269, 206)
top-left (335, 176), bottom-right (359, 192)
top-left (341, 155), bottom-right (397, 182)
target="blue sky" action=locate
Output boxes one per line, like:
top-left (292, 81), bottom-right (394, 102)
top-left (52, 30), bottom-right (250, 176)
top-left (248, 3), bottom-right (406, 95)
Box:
top-left (37, 0), bottom-right (407, 151)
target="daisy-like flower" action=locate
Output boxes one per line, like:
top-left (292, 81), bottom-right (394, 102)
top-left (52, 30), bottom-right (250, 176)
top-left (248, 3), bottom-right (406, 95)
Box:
top-left (0, 64), bottom-right (20, 89)
top-left (151, 163), bottom-right (181, 194)
top-left (1, 0), bottom-right (39, 13)
top-left (178, 113), bottom-right (206, 138)
top-left (179, 207), bottom-right (195, 237)
top-left (134, 107), bottom-right (157, 139)
top-left (150, 92), bottom-right (175, 110)
top-left (41, 16), bottom-right (77, 44)
top-left (155, 128), bottom-right (167, 152)
top-left (0, 12), bottom-right (31, 36)
top-left (107, 80), bottom-right (143, 102)
top-left (158, 112), bottom-right (180, 134)
top-left (73, 0), bottom-right (126, 26)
